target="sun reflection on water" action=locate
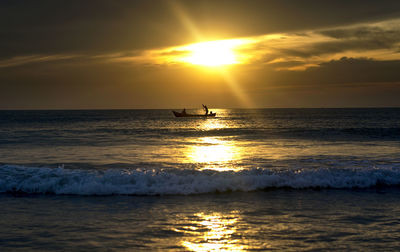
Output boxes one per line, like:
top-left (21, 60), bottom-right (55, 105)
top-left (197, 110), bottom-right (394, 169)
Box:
top-left (185, 118), bottom-right (244, 171)
top-left (186, 137), bottom-right (243, 171)
top-left (199, 120), bottom-right (225, 130)
top-left (175, 212), bottom-right (247, 251)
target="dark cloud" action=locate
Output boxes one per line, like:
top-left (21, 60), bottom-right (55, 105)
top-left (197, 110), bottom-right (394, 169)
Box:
top-left (276, 48), bottom-right (314, 59)
top-left (265, 25), bottom-right (400, 60)
top-left (319, 26), bottom-right (400, 40)
top-left (317, 25), bottom-right (400, 51)
top-left (313, 57), bottom-right (400, 84)
top-left (267, 60), bottom-right (306, 68)
top-left (0, 1), bottom-right (177, 58)
top-left (268, 57), bottom-right (400, 86)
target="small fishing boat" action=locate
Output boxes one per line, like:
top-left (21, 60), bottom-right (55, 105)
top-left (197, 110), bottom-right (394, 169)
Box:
top-left (172, 111), bottom-right (216, 117)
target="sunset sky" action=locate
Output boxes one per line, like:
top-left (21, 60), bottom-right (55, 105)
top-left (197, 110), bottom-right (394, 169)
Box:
top-left (1, 0), bottom-right (400, 109)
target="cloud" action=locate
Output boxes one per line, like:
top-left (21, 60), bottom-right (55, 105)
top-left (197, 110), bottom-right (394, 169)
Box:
top-left (1, 0), bottom-right (400, 60)
top-left (313, 57), bottom-right (400, 84)
top-left (311, 22), bottom-right (400, 53)
top-left (3, 17), bottom-right (400, 72)
top-left (249, 19), bottom-right (400, 70)
top-left (0, 54), bottom-right (80, 68)
top-left (95, 17), bottom-right (392, 71)
top-left (263, 57), bottom-right (400, 88)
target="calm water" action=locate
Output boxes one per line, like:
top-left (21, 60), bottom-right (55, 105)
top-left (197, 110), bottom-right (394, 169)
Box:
top-left (1, 108), bottom-right (400, 250)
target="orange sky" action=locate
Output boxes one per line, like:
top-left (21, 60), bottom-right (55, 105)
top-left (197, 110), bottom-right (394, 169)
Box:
top-left (1, 0), bottom-right (400, 109)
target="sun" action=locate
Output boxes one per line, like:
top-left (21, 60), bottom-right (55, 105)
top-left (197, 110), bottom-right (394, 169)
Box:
top-left (178, 39), bottom-right (247, 67)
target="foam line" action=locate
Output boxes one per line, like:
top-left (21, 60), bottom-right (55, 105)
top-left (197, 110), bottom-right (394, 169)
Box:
top-left (1, 165), bottom-right (399, 195)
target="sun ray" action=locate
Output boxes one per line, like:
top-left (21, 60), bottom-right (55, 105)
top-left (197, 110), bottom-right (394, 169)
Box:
top-left (162, 2), bottom-right (254, 107)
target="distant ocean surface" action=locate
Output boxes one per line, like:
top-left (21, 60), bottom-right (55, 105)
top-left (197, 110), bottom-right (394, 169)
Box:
top-left (1, 108), bottom-right (400, 250)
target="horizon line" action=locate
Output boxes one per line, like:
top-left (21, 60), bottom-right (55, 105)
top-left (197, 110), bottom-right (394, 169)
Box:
top-left (1, 106), bottom-right (400, 111)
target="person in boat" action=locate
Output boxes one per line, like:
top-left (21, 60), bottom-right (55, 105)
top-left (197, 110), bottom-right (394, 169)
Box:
top-left (181, 108), bottom-right (187, 115)
top-left (202, 104), bottom-right (209, 115)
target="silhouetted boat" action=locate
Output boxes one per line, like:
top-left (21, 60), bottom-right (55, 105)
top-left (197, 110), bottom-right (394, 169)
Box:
top-left (172, 111), bottom-right (216, 117)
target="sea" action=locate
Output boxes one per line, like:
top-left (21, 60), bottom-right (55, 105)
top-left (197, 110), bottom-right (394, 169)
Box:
top-left (0, 108), bottom-right (400, 251)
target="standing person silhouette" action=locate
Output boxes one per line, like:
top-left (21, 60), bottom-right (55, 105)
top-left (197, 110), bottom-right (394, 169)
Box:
top-left (202, 104), bottom-right (209, 115)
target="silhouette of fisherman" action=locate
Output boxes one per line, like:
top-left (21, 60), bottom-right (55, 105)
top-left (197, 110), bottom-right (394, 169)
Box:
top-left (202, 104), bottom-right (209, 115)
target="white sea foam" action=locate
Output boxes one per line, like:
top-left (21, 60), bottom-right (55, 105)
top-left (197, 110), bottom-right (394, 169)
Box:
top-left (1, 165), bottom-right (400, 195)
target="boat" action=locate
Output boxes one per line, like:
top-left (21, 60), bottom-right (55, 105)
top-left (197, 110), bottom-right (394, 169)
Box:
top-left (172, 111), bottom-right (216, 117)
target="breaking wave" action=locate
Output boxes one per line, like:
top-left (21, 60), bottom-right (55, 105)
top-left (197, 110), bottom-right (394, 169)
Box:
top-left (1, 164), bottom-right (400, 196)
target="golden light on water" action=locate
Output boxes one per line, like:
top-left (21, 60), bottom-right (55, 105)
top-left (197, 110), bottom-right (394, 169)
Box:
top-left (187, 137), bottom-right (242, 171)
top-left (176, 212), bottom-right (247, 251)
top-left (198, 118), bottom-right (226, 130)
top-left (185, 119), bottom-right (243, 172)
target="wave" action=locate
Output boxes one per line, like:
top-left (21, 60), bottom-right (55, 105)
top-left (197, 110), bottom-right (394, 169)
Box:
top-left (1, 165), bottom-right (400, 196)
